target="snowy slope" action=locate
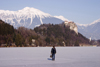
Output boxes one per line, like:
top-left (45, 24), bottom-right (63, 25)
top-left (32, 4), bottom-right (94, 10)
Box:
top-left (0, 7), bottom-right (63, 29)
top-left (89, 19), bottom-right (100, 25)
top-left (54, 15), bottom-right (69, 21)
top-left (76, 18), bottom-right (100, 40)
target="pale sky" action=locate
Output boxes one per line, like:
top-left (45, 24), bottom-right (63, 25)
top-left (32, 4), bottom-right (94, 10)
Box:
top-left (0, 0), bottom-right (100, 24)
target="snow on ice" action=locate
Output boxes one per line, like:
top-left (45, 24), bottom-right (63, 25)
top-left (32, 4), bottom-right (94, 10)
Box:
top-left (0, 47), bottom-right (100, 67)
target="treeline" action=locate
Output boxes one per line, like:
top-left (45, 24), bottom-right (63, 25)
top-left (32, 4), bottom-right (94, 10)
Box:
top-left (0, 20), bottom-right (90, 47)
top-left (0, 20), bottom-right (14, 46)
top-left (0, 20), bottom-right (38, 47)
top-left (34, 24), bottom-right (89, 46)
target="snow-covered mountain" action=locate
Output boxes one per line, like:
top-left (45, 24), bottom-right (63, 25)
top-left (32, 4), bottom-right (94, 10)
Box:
top-left (1, 7), bottom-right (100, 40)
top-left (76, 19), bottom-right (100, 40)
top-left (54, 15), bottom-right (69, 21)
top-left (0, 7), bottom-right (63, 29)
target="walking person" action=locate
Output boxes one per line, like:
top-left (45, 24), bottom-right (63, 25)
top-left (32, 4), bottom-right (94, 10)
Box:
top-left (51, 46), bottom-right (56, 61)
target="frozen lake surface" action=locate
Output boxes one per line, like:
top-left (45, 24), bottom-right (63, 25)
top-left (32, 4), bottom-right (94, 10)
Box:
top-left (0, 47), bottom-right (100, 67)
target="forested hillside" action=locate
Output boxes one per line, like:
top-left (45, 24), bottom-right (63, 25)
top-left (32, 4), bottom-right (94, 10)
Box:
top-left (0, 20), bottom-right (14, 46)
top-left (0, 20), bottom-right (91, 47)
top-left (34, 24), bottom-right (89, 46)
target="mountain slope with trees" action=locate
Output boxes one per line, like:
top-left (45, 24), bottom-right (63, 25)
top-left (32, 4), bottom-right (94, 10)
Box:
top-left (34, 24), bottom-right (90, 46)
top-left (0, 20), bottom-right (92, 47)
top-left (0, 20), bottom-right (14, 46)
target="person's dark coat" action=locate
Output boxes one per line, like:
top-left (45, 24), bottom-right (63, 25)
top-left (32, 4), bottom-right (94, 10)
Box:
top-left (51, 48), bottom-right (56, 54)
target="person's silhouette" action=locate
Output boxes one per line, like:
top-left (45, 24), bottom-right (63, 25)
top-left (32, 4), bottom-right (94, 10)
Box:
top-left (51, 46), bottom-right (56, 61)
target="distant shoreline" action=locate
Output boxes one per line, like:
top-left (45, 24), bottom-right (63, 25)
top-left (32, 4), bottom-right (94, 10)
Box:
top-left (0, 45), bottom-right (99, 48)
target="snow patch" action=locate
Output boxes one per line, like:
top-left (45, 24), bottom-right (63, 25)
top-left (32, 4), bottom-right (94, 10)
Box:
top-left (89, 18), bottom-right (100, 25)
top-left (76, 23), bottom-right (89, 27)
top-left (54, 15), bottom-right (69, 21)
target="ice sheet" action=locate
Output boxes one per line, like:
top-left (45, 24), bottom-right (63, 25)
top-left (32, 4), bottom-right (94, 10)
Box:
top-left (0, 47), bottom-right (100, 67)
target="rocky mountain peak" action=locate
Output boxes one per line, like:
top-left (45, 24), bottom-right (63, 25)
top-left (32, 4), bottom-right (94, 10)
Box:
top-left (0, 7), bottom-right (63, 29)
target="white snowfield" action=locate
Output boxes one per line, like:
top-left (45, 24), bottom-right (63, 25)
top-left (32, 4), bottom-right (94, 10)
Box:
top-left (0, 47), bottom-right (100, 67)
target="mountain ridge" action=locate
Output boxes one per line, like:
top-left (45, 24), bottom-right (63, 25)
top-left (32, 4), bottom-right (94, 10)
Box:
top-left (0, 7), bottom-right (63, 29)
top-left (76, 18), bottom-right (100, 27)
top-left (76, 18), bottom-right (100, 40)
top-left (0, 7), bottom-right (100, 40)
